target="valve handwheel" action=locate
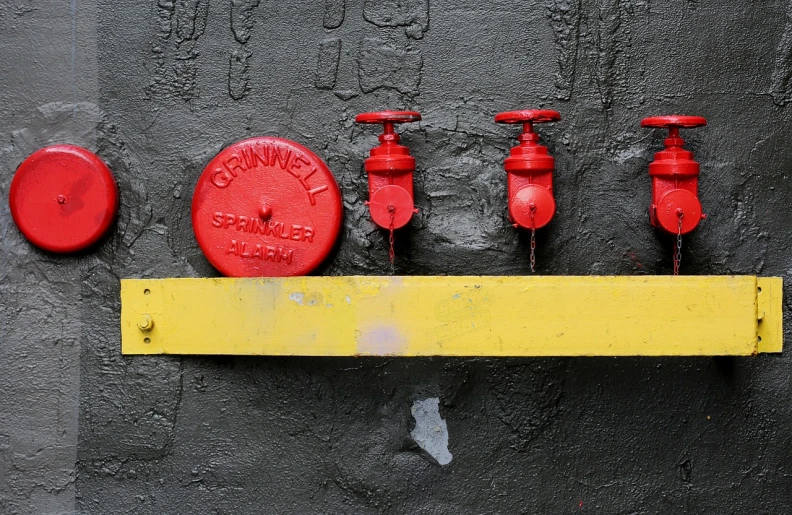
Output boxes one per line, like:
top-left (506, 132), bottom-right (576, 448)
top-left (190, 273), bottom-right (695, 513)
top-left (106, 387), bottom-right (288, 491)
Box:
top-left (355, 111), bottom-right (422, 125)
top-left (640, 115), bottom-right (707, 129)
top-left (494, 110), bottom-right (562, 125)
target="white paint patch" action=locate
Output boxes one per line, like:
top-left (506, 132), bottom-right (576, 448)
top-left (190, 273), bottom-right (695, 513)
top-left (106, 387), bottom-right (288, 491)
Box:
top-left (289, 292), bottom-right (304, 305)
top-left (410, 398), bottom-right (452, 465)
top-left (345, 295), bottom-right (351, 304)
top-left (357, 325), bottom-right (406, 355)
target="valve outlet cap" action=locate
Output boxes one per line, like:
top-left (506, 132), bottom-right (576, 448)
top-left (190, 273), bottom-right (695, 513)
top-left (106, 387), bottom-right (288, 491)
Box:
top-left (510, 184), bottom-right (556, 230)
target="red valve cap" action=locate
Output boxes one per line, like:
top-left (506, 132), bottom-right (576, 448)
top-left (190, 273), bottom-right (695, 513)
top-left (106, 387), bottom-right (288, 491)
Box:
top-left (510, 185), bottom-right (556, 230)
top-left (641, 116), bottom-right (707, 129)
top-left (192, 137), bottom-right (342, 277)
top-left (656, 189), bottom-right (702, 235)
top-left (9, 145), bottom-right (118, 253)
top-left (368, 185), bottom-right (415, 230)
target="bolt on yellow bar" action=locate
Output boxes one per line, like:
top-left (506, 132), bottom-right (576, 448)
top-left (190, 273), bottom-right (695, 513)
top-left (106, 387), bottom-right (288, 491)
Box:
top-left (121, 276), bottom-right (782, 357)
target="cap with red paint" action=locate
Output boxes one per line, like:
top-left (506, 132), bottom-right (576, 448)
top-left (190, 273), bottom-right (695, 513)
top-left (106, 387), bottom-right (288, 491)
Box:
top-left (192, 137), bottom-right (343, 277)
top-left (9, 144), bottom-right (118, 253)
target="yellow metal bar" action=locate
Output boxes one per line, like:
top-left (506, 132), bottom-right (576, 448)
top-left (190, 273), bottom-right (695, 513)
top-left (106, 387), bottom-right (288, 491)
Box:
top-left (757, 277), bottom-right (783, 353)
top-left (120, 276), bottom-right (782, 357)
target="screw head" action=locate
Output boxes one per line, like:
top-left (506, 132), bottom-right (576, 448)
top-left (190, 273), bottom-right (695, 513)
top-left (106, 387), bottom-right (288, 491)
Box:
top-left (137, 314), bottom-right (154, 332)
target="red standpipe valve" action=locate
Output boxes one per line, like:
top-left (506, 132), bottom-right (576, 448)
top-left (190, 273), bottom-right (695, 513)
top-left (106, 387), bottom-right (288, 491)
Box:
top-left (355, 111), bottom-right (421, 231)
top-left (495, 109), bottom-right (560, 231)
top-left (641, 115), bottom-right (707, 235)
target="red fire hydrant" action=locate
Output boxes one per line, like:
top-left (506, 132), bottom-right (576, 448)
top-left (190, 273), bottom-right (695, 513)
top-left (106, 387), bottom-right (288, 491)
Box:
top-left (495, 109), bottom-right (561, 232)
top-left (495, 109), bottom-right (561, 272)
top-left (355, 111), bottom-right (421, 232)
top-left (641, 115), bottom-right (707, 236)
top-left (641, 115), bottom-right (707, 275)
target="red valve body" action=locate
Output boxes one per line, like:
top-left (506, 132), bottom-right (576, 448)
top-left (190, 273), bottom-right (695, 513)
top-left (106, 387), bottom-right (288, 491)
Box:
top-left (356, 111), bottom-right (421, 230)
top-left (495, 110), bottom-right (560, 230)
top-left (642, 116), bottom-right (707, 235)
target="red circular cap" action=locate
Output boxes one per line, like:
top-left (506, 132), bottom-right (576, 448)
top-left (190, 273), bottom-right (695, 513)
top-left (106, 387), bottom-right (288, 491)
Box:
top-left (368, 185), bottom-right (415, 230)
top-left (495, 110), bottom-right (561, 124)
top-left (656, 189), bottom-right (702, 235)
top-left (641, 115), bottom-right (707, 129)
top-left (192, 137), bottom-right (342, 277)
top-left (9, 144), bottom-right (118, 253)
top-left (355, 111), bottom-right (422, 124)
top-left (510, 184), bottom-right (556, 230)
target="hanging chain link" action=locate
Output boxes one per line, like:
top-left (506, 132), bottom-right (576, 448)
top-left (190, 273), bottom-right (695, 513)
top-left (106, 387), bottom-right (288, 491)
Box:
top-left (388, 204), bottom-right (396, 270)
top-left (529, 204), bottom-right (537, 273)
top-left (673, 211), bottom-right (683, 276)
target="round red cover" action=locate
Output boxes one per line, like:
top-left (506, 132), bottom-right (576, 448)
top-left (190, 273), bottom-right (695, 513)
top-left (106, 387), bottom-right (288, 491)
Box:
top-left (192, 137), bottom-right (342, 277)
top-left (10, 145), bottom-right (118, 253)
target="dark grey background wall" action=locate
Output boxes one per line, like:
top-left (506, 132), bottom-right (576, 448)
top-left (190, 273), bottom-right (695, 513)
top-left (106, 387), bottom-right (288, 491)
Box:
top-left (1, 0), bottom-right (792, 513)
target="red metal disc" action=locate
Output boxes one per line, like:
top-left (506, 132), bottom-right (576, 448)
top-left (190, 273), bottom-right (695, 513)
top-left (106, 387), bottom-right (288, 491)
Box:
top-left (368, 185), bottom-right (414, 230)
top-left (355, 111), bottom-right (422, 124)
top-left (192, 137), bottom-right (342, 277)
top-left (655, 189), bottom-right (702, 235)
top-left (510, 184), bottom-right (556, 230)
top-left (9, 145), bottom-right (118, 253)
top-left (495, 110), bottom-right (561, 125)
top-left (641, 115), bottom-right (707, 129)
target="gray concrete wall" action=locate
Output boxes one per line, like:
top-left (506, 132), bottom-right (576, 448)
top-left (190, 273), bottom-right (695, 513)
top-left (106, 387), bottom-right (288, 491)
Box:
top-left (1, 2), bottom-right (99, 513)
top-left (1, 0), bottom-right (792, 513)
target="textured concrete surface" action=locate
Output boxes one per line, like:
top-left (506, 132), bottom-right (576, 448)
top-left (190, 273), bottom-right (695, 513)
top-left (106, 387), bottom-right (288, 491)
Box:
top-left (1, 0), bottom-right (792, 513)
top-left (0, 1), bottom-right (99, 513)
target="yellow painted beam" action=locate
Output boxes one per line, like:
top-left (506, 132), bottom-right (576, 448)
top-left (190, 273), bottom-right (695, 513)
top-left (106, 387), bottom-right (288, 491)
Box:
top-left (757, 277), bottom-right (783, 353)
top-left (120, 276), bottom-right (782, 357)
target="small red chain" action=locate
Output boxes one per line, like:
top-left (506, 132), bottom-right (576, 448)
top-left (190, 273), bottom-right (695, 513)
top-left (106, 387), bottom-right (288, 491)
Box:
top-left (388, 204), bottom-right (396, 268)
top-left (529, 204), bottom-right (537, 273)
top-left (673, 211), bottom-right (683, 276)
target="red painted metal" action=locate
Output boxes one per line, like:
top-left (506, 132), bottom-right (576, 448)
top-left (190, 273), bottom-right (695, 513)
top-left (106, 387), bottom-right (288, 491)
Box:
top-left (355, 110), bottom-right (421, 230)
top-left (192, 137), bottom-right (342, 277)
top-left (641, 115), bottom-right (707, 235)
top-left (9, 144), bottom-right (118, 253)
top-left (495, 109), bottom-right (561, 230)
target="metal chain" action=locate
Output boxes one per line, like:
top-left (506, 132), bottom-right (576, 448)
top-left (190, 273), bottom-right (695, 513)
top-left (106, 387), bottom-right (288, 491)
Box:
top-left (673, 211), bottom-right (683, 276)
top-left (529, 204), bottom-right (537, 273)
top-left (388, 204), bottom-right (396, 270)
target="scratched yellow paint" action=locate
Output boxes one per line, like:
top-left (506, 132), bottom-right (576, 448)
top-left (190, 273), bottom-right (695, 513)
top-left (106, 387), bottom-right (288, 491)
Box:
top-left (120, 276), bottom-right (782, 356)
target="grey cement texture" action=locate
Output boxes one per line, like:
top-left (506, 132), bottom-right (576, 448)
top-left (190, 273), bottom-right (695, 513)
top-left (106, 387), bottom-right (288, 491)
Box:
top-left (1, 0), bottom-right (792, 513)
